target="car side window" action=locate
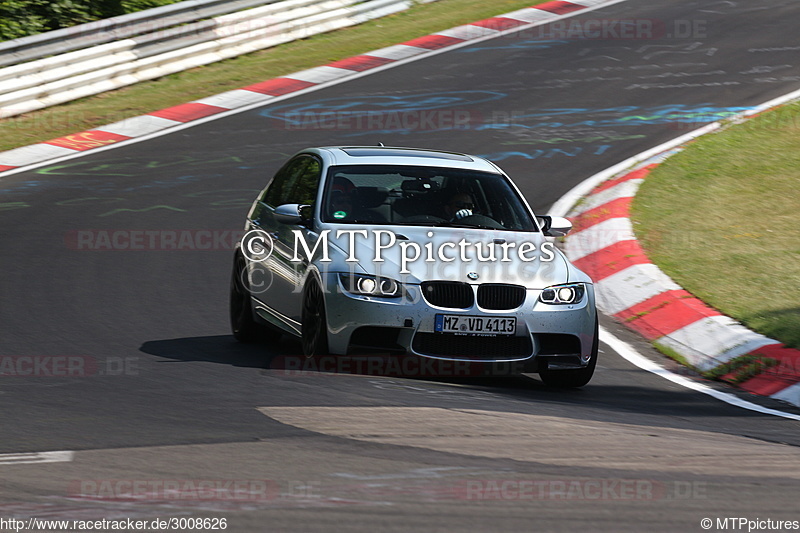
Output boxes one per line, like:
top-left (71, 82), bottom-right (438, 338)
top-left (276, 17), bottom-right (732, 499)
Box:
top-left (289, 158), bottom-right (322, 207)
top-left (262, 157), bottom-right (309, 207)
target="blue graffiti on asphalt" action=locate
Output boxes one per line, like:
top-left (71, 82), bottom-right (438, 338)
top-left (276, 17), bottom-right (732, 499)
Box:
top-left (458, 40), bottom-right (569, 53)
top-left (0, 188), bottom-right (260, 214)
top-left (36, 155), bottom-right (257, 177)
top-left (475, 104), bottom-right (753, 131)
top-left (260, 91), bottom-right (507, 125)
top-left (480, 145), bottom-right (614, 162)
top-left (0, 154), bottom-right (286, 197)
top-left (338, 104), bottom-right (752, 138)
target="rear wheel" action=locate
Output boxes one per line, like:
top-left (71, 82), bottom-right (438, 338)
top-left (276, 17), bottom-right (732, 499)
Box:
top-left (302, 280), bottom-right (329, 357)
top-left (538, 316), bottom-right (598, 388)
top-left (229, 253), bottom-right (280, 343)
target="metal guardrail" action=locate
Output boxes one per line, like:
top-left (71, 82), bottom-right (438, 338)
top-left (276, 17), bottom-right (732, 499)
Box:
top-left (0, 0), bottom-right (434, 119)
top-left (0, 0), bottom-right (285, 68)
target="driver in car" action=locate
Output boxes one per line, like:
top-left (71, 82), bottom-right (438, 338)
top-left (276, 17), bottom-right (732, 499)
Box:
top-left (443, 192), bottom-right (475, 221)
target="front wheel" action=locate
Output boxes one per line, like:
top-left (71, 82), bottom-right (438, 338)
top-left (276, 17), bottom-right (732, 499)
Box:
top-left (538, 316), bottom-right (598, 388)
top-left (229, 253), bottom-right (280, 343)
top-left (302, 280), bottom-right (329, 357)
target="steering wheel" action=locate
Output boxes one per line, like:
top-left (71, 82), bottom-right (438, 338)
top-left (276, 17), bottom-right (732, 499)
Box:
top-left (453, 213), bottom-right (505, 229)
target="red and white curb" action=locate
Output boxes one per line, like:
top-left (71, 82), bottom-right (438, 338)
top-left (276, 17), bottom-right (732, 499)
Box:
top-left (562, 92), bottom-right (800, 409)
top-left (0, 0), bottom-right (616, 176)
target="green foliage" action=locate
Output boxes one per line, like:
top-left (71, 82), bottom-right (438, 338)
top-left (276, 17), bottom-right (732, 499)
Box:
top-left (703, 354), bottom-right (778, 384)
top-left (39, 0), bottom-right (97, 28)
top-left (0, 0), bottom-right (47, 40)
top-left (121, 0), bottom-right (179, 11)
top-left (0, 0), bottom-right (181, 42)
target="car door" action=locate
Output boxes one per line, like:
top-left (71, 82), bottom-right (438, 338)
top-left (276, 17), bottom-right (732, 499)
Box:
top-left (250, 155), bottom-right (322, 325)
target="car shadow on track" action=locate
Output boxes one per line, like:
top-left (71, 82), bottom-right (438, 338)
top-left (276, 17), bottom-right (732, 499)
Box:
top-left (141, 333), bottom-right (551, 377)
top-left (139, 334), bottom-right (296, 369)
top-left (139, 334), bottom-right (789, 427)
top-left (140, 333), bottom-right (548, 383)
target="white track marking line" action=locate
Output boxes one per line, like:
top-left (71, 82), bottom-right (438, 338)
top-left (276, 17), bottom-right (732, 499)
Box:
top-left (0, 451), bottom-right (74, 465)
top-left (600, 326), bottom-right (800, 421)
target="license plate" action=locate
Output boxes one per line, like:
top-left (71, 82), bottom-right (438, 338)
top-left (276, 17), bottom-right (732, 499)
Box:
top-left (434, 314), bottom-right (516, 336)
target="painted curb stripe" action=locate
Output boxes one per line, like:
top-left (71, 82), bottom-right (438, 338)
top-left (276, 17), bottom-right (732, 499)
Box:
top-left (592, 165), bottom-right (655, 195)
top-left (402, 34), bottom-right (465, 50)
top-left (98, 115), bottom-right (180, 137)
top-left (501, 7), bottom-right (555, 23)
top-left (569, 179), bottom-right (642, 217)
top-left (436, 24), bottom-right (499, 40)
top-left (568, 216), bottom-right (636, 261)
top-left (573, 239), bottom-right (649, 282)
top-left (243, 77), bottom-right (315, 96)
top-left (365, 44), bottom-right (428, 60)
top-left (192, 88), bottom-right (274, 109)
top-left (656, 316), bottom-right (778, 372)
top-left (326, 55), bottom-right (395, 72)
top-left (534, 0), bottom-right (585, 15)
top-left (595, 263), bottom-right (682, 316)
top-left (149, 102), bottom-right (228, 123)
top-left (614, 289), bottom-right (722, 341)
top-left (736, 344), bottom-right (800, 396)
top-left (771, 382), bottom-right (800, 408)
top-left (0, 143), bottom-right (77, 168)
top-left (471, 17), bottom-right (532, 31)
top-left (44, 130), bottom-right (132, 151)
top-left (286, 66), bottom-right (354, 84)
top-left (571, 196), bottom-right (632, 232)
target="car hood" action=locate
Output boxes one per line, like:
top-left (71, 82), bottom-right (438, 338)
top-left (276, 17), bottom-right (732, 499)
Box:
top-left (319, 225), bottom-right (571, 289)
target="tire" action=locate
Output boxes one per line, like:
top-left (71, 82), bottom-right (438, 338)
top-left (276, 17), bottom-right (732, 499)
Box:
top-left (302, 280), bottom-right (329, 357)
top-left (229, 253), bottom-right (280, 343)
top-left (538, 315), bottom-right (598, 388)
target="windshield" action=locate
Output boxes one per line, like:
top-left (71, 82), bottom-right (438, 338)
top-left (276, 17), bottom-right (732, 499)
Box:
top-left (321, 165), bottom-right (537, 231)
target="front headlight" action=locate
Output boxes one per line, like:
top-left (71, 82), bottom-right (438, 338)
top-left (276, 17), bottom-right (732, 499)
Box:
top-left (339, 274), bottom-right (401, 298)
top-left (539, 283), bottom-right (585, 305)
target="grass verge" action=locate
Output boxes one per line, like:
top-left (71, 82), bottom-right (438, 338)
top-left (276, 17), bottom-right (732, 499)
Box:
top-left (631, 103), bottom-right (800, 350)
top-left (0, 0), bottom-right (543, 152)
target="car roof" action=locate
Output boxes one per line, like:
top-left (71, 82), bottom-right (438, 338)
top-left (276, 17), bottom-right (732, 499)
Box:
top-left (312, 146), bottom-right (503, 174)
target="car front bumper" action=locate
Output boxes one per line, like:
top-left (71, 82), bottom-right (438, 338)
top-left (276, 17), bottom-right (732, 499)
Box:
top-left (320, 271), bottom-right (597, 367)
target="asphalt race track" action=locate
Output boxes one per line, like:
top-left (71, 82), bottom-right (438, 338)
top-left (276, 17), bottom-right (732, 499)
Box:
top-left (2, 0), bottom-right (800, 530)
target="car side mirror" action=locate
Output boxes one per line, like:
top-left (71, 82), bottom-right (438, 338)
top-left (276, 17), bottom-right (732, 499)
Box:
top-left (274, 204), bottom-right (311, 225)
top-left (538, 215), bottom-right (572, 237)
